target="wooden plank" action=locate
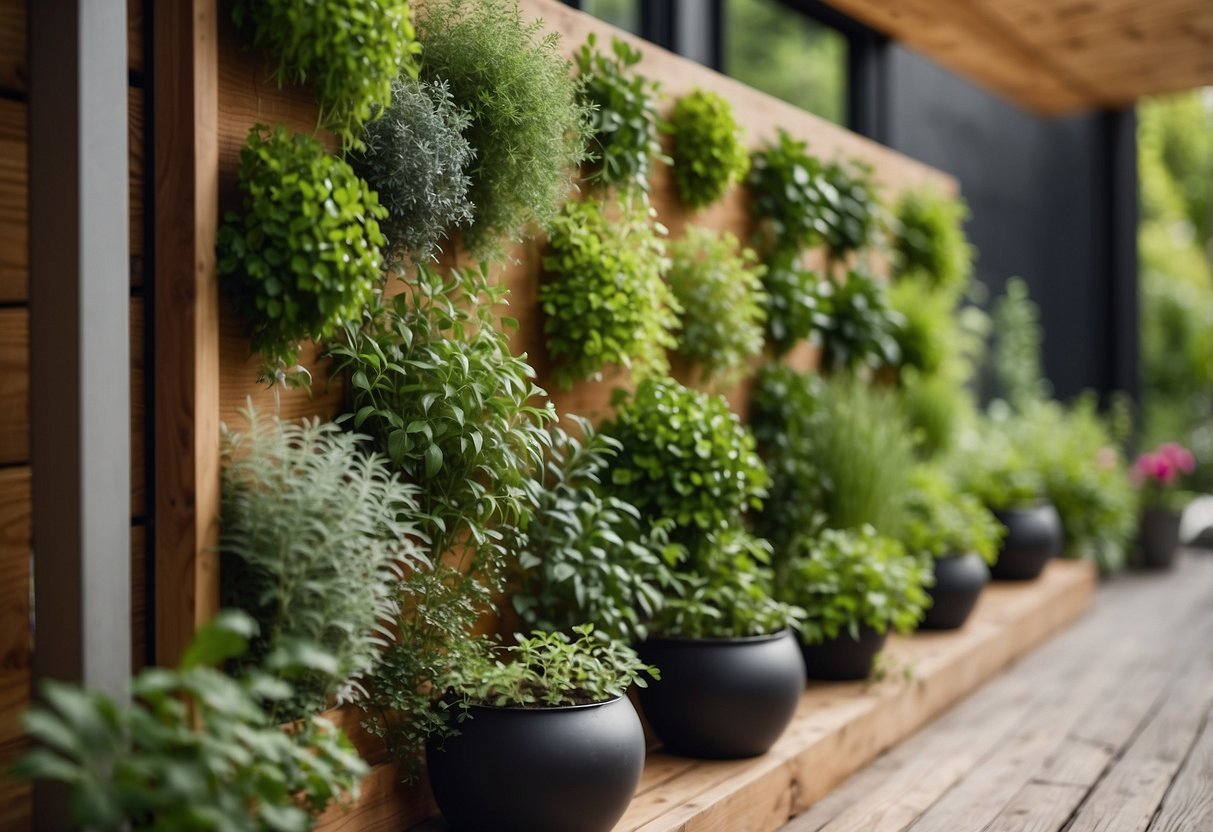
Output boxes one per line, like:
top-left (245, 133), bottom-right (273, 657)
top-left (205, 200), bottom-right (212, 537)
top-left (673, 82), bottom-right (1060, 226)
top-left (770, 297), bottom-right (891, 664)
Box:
top-left (1150, 707), bottom-right (1213, 832)
top-left (0, 307), bottom-right (28, 464)
top-left (0, 98), bottom-right (27, 303)
top-left (984, 781), bottom-right (1087, 832)
top-left (130, 84), bottom-right (145, 278)
top-left (0, 466), bottom-right (30, 748)
top-left (0, 736), bottom-right (31, 832)
top-left (131, 522), bottom-right (146, 671)
top-left (130, 297), bottom-right (145, 517)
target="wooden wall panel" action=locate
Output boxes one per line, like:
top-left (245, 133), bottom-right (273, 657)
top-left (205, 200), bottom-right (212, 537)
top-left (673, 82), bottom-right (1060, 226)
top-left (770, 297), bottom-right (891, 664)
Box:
top-left (0, 98), bottom-right (27, 303)
top-left (0, 309), bottom-right (28, 464)
top-left (0, 466), bottom-right (30, 748)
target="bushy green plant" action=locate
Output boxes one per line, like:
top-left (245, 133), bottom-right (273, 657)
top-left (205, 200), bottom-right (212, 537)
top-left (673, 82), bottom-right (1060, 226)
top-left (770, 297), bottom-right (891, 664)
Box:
top-left (513, 418), bottom-right (683, 644)
top-left (219, 408), bottom-right (422, 718)
top-left (748, 130), bottom-right (827, 255)
top-left (231, 0), bottom-right (421, 145)
top-left (897, 370), bottom-right (974, 459)
top-left (761, 252), bottom-right (828, 356)
top-left (12, 612), bottom-right (366, 831)
top-left (816, 270), bottom-right (902, 374)
top-left (604, 378), bottom-right (768, 539)
top-left (668, 89), bottom-right (750, 209)
top-left (950, 414), bottom-right (1047, 511)
top-left (540, 198), bottom-right (679, 386)
top-left (666, 227), bottom-right (767, 383)
top-left (900, 466), bottom-right (1004, 563)
top-left (416, 0), bottom-right (590, 255)
top-left (576, 34), bottom-right (666, 193)
top-left (782, 526), bottom-right (931, 644)
top-left (352, 78), bottom-right (475, 265)
top-left (217, 125), bottom-right (386, 382)
top-left (446, 626), bottom-right (657, 708)
top-left (892, 187), bottom-right (973, 294)
top-left (992, 277), bottom-right (1051, 410)
top-left (888, 275), bottom-right (958, 378)
top-left (816, 158), bottom-right (881, 264)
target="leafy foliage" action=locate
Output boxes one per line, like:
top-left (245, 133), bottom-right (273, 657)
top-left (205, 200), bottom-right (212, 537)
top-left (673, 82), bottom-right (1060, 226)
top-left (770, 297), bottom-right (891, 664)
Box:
top-left (217, 126), bottom-right (386, 382)
top-left (815, 158), bottom-right (881, 264)
top-left (897, 370), bottom-right (974, 460)
top-left (950, 413), bottom-right (1047, 511)
top-left (815, 270), bottom-right (902, 375)
top-left (231, 0), bottom-right (421, 146)
top-left (888, 275), bottom-right (957, 378)
top-left (12, 612), bottom-right (366, 831)
top-left (1133, 442), bottom-right (1198, 511)
top-left (576, 34), bottom-right (666, 193)
top-left (416, 0), bottom-right (590, 255)
top-left (666, 227), bottom-right (767, 383)
top-left (748, 130), bottom-right (828, 255)
top-left (761, 252), bottom-right (828, 356)
top-left (782, 526), bottom-right (931, 644)
top-left (991, 277), bottom-right (1051, 410)
top-left (668, 89), bottom-right (750, 209)
top-left (540, 198), bottom-right (678, 386)
top-left (900, 466), bottom-right (1004, 564)
top-left (892, 187), bottom-right (973, 294)
top-left (352, 79), bottom-right (475, 265)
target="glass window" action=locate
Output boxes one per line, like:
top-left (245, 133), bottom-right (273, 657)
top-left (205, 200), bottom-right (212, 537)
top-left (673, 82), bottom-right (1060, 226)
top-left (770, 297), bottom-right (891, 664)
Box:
top-left (723, 0), bottom-right (849, 125)
top-left (582, 0), bottom-right (642, 36)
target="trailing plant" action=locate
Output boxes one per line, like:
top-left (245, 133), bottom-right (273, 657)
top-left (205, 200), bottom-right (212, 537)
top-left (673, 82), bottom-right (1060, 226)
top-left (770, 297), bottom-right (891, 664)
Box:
top-left (950, 413), bottom-right (1047, 511)
top-left (352, 78), bottom-right (475, 265)
top-left (761, 252), bottom-right (828, 356)
top-left (540, 198), bottom-right (678, 386)
top-left (748, 130), bottom-right (827, 255)
top-left (668, 89), bottom-right (750, 209)
top-left (603, 378), bottom-right (768, 540)
top-left (892, 187), bottom-right (973, 295)
top-left (12, 611), bottom-right (366, 831)
top-left (991, 277), bottom-right (1051, 411)
top-left (416, 0), bottom-right (590, 255)
top-left (217, 125), bottom-right (386, 384)
top-left (576, 34), bottom-right (666, 193)
top-left (1133, 442), bottom-right (1198, 511)
top-left (816, 157), bottom-right (881, 265)
top-left (445, 625), bottom-right (658, 709)
top-left (231, 0), bottom-right (422, 145)
top-left (816, 270), bottom-right (903, 375)
top-left (220, 407), bottom-right (422, 719)
top-left (782, 526), bottom-right (931, 644)
top-left (513, 418), bottom-right (683, 644)
top-left (900, 466), bottom-right (1004, 563)
top-left (666, 227), bottom-right (767, 383)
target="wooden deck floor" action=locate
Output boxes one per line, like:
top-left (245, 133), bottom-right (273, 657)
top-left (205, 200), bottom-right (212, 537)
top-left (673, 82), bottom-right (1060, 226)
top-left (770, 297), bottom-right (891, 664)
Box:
top-left (781, 549), bottom-right (1213, 832)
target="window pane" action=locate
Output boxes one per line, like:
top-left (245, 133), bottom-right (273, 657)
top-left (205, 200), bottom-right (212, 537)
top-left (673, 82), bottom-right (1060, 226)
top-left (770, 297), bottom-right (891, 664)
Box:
top-left (724, 0), bottom-right (848, 125)
top-left (583, 0), bottom-right (641, 35)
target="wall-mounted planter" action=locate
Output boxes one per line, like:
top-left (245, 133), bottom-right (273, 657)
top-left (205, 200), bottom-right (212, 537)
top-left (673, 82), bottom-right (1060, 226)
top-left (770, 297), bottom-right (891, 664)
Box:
top-left (800, 624), bottom-right (887, 681)
top-left (921, 552), bottom-right (990, 630)
top-left (991, 502), bottom-right (1063, 581)
top-left (1138, 506), bottom-right (1182, 569)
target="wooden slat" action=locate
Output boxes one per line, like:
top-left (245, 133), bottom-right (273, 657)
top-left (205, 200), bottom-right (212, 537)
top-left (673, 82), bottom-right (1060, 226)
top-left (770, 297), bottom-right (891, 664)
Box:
top-left (0, 308), bottom-right (28, 463)
top-left (0, 466), bottom-right (31, 748)
top-left (130, 298), bottom-right (145, 517)
top-left (1150, 708), bottom-right (1213, 832)
top-left (131, 522), bottom-right (146, 671)
top-left (130, 84), bottom-right (145, 279)
top-left (0, 98), bottom-right (27, 303)
top-left (0, 736), bottom-right (31, 832)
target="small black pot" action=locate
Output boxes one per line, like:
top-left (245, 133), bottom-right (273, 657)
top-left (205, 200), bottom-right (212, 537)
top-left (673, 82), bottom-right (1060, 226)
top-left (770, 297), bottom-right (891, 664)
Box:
top-left (921, 552), bottom-right (990, 630)
top-left (800, 624), bottom-right (888, 681)
top-left (426, 696), bottom-right (646, 832)
top-left (635, 630), bottom-right (805, 759)
top-left (1138, 506), bottom-right (1182, 569)
top-left (991, 502), bottom-right (1063, 581)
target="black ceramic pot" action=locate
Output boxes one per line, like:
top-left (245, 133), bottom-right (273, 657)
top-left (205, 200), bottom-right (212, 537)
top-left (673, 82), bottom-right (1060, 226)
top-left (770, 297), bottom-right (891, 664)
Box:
top-left (635, 630), bottom-right (805, 759)
top-left (921, 552), bottom-right (990, 630)
top-left (800, 624), bottom-right (887, 681)
top-left (426, 696), bottom-right (646, 832)
top-left (991, 502), bottom-right (1063, 581)
top-left (1138, 507), bottom-right (1182, 569)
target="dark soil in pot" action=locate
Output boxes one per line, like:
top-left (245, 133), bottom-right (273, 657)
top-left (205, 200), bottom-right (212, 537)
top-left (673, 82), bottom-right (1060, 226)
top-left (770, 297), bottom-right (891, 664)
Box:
top-left (426, 696), bottom-right (646, 832)
top-left (800, 624), bottom-right (887, 681)
top-left (635, 630), bottom-right (805, 759)
top-left (921, 552), bottom-right (990, 630)
top-left (1138, 506), bottom-right (1182, 569)
top-left (991, 502), bottom-right (1063, 581)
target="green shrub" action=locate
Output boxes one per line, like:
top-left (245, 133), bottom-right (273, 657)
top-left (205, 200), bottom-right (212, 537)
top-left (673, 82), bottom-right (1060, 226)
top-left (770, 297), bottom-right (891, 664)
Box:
top-left (232, 0), bottom-right (421, 145)
top-left (417, 0), bottom-right (590, 255)
top-left (897, 371), bottom-right (974, 459)
top-left (748, 130), bottom-right (826, 255)
top-left (816, 157), bottom-right (881, 264)
top-left (892, 187), bottom-right (973, 294)
top-left (217, 126), bottom-right (386, 383)
top-left (666, 227), bottom-right (767, 383)
top-left (352, 79), bottom-right (475, 265)
top-left (900, 466), bottom-right (1004, 563)
top-left (816, 270), bottom-right (902, 375)
top-left (888, 275), bottom-right (957, 378)
top-left (951, 414), bottom-right (1047, 511)
top-left (991, 277), bottom-right (1051, 410)
top-left (761, 252), bottom-right (828, 356)
top-left (540, 198), bottom-right (679, 386)
top-left (668, 89), bottom-right (750, 209)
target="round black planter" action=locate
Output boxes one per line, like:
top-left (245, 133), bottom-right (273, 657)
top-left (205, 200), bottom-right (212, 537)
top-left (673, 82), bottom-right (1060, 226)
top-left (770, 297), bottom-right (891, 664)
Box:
top-left (1138, 506), bottom-right (1182, 569)
top-left (800, 625), bottom-right (888, 681)
top-left (991, 502), bottom-right (1063, 581)
top-left (635, 630), bottom-right (805, 759)
top-left (921, 552), bottom-right (990, 630)
top-left (426, 696), bottom-right (646, 832)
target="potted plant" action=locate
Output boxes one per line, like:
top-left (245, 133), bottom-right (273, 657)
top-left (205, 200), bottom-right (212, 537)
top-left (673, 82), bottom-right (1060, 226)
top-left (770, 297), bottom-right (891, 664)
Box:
top-left (782, 526), bottom-right (931, 680)
top-left (427, 627), bottom-right (655, 832)
top-left (1132, 442), bottom-right (1197, 568)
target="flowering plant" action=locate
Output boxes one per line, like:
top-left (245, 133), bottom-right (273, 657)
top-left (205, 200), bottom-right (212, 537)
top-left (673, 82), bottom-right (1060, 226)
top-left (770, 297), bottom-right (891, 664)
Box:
top-left (1133, 442), bottom-right (1197, 511)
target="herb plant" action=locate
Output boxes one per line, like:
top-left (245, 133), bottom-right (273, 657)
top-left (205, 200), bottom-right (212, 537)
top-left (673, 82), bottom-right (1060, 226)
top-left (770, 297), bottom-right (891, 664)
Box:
top-left (748, 130), bottom-right (827, 255)
top-left (992, 277), bottom-right (1052, 411)
top-left (352, 78), bottom-right (475, 265)
top-left (816, 270), bottom-right (903, 375)
top-left (666, 227), bottom-right (767, 383)
top-left (576, 34), bottom-right (666, 193)
top-left (761, 252), bottom-right (828, 356)
top-left (217, 125), bottom-right (386, 383)
top-left (1134, 442), bottom-right (1198, 511)
top-left (668, 89), bottom-right (750, 209)
top-left (888, 275), bottom-right (957, 378)
top-left (231, 0), bottom-right (421, 146)
top-left (900, 466), bottom-right (1004, 563)
top-left (816, 158), bottom-right (881, 265)
top-left (540, 198), bottom-right (679, 386)
top-left (898, 371), bottom-right (974, 459)
top-left (892, 187), bottom-right (973, 295)
top-left (416, 0), bottom-right (590, 255)
top-left (951, 414), bottom-right (1047, 511)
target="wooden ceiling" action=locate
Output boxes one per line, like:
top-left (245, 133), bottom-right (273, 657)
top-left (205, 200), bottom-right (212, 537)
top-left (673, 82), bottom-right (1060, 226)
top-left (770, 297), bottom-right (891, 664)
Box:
top-left (819, 0), bottom-right (1213, 114)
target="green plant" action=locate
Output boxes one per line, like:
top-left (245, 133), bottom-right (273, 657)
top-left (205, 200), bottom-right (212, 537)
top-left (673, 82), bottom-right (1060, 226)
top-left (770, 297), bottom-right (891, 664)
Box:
top-left (748, 130), bottom-right (827, 255)
top-left (603, 378), bottom-right (768, 539)
top-left (231, 0), bottom-right (421, 146)
top-left (416, 0), bottom-right (590, 255)
top-left (513, 418), bottom-right (683, 644)
top-left (219, 407), bottom-right (422, 719)
top-left (540, 198), bottom-right (679, 386)
top-left (12, 611), bottom-right (366, 831)
top-left (217, 125), bottom-right (386, 383)
top-left (446, 626), bottom-right (658, 708)
top-left (900, 466), bottom-right (1004, 563)
top-left (761, 252), bottom-right (828, 356)
top-left (1133, 442), bottom-right (1198, 512)
top-left (888, 275), bottom-right (958, 378)
top-left (782, 526), bottom-right (931, 644)
top-left (816, 270), bottom-right (902, 375)
top-left (666, 227), bottom-right (767, 383)
top-left (892, 187), bottom-right (974, 294)
top-left (897, 370), bottom-right (974, 459)
top-left (576, 34), bottom-right (666, 193)
top-left (352, 78), bottom-right (475, 265)
top-left (816, 157), bottom-right (881, 265)
top-left (668, 89), bottom-right (750, 209)
top-left (950, 413), bottom-right (1047, 511)
top-left (991, 277), bottom-right (1051, 410)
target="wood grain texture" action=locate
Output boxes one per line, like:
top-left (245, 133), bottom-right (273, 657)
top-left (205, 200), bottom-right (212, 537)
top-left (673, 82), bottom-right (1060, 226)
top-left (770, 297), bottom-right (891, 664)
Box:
top-left (0, 308), bottom-right (28, 464)
top-left (0, 466), bottom-right (30, 749)
top-left (1150, 707), bottom-right (1213, 832)
top-left (0, 98), bottom-right (27, 303)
